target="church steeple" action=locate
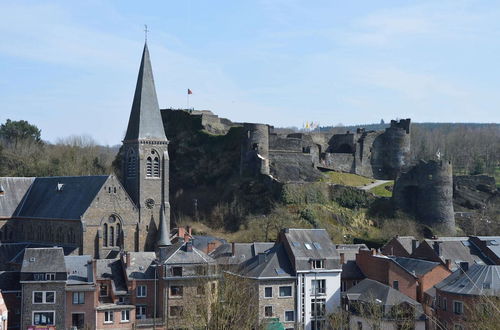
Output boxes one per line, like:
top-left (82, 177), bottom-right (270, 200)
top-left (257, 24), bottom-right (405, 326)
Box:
top-left (124, 43), bottom-right (167, 141)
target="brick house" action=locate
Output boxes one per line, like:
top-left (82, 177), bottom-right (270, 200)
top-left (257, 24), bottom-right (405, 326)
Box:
top-left (356, 249), bottom-right (451, 303)
top-left (381, 236), bottom-right (418, 257)
top-left (20, 248), bottom-right (67, 329)
top-left (434, 264), bottom-right (500, 330)
top-left (0, 271), bottom-right (21, 329)
top-left (336, 244), bottom-right (367, 292)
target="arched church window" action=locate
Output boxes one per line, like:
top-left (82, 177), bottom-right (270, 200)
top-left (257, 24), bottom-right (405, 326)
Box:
top-left (116, 223), bottom-right (121, 247)
top-left (153, 157), bottom-right (160, 177)
top-left (146, 157), bottom-right (153, 177)
top-left (103, 224), bottom-right (108, 247)
top-left (110, 226), bottom-right (115, 247)
top-left (127, 149), bottom-right (136, 178)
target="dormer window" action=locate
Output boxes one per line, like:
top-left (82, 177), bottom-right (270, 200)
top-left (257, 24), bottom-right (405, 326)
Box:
top-left (311, 259), bottom-right (324, 269)
top-left (45, 273), bottom-right (56, 281)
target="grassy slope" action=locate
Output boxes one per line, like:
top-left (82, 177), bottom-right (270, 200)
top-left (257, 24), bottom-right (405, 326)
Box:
top-left (321, 171), bottom-right (375, 186)
top-left (369, 181), bottom-right (394, 197)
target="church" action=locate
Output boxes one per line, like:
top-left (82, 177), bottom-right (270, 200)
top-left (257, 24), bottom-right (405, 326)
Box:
top-left (0, 43), bottom-right (171, 258)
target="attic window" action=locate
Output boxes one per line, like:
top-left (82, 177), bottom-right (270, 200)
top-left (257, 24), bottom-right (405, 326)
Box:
top-left (292, 242), bottom-right (300, 247)
top-left (275, 268), bottom-right (286, 275)
top-left (29, 257), bottom-right (36, 262)
top-left (313, 242), bottom-right (322, 249)
top-left (56, 183), bottom-right (64, 191)
top-left (483, 283), bottom-right (491, 289)
top-left (304, 243), bottom-right (312, 250)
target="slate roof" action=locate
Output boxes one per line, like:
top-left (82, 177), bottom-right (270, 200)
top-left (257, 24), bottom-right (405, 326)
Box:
top-left (341, 260), bottom-right (365, 279)
top-left (95, 258), bottom-right (128, 294)
top-left (124, 43), bottom-right (167, 141)
top-left (0, 177), bottom-right (35, 218)
top-left (0, 243), bottom-right (78, 268)
top-left (382, 236), bottom-right (416, 255)
top-left (192, 235), bottom-right (227, 252)
top-left (210, 242), bottom-right (274, 266)
top-left (163, 242), bottom-right (216, 265)
top-left (345, 279), bottom-right (425, 319)
top-left (21, 247), bottom-right (66, 273)
top-left (336, 244), bottom-right (368, 261)
top-left (473, 236), bottom-right (500, 260)
top-left (237, 243), bottom-right (295, 279)
top-left (420, 238), bottom-right (486, 271)
top-left (281, 228), bottom-right (341, 271)
top-left (0, 271), bottom-right (21, 291)
top-left (126, 252), bottom-right (157, 280)
top-left (15, 176), bottom-right (108, 220)
top-left (390, 257), bottom-right (442, 276)
top-left (435, 264), bottom-right (500, 296)
top-left (65, 255), bottom-right (93, 285)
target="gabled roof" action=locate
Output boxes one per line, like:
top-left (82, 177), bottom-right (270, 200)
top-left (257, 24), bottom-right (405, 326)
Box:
top-left (125, 252), bottom-right (157, 280)
top-left (435, 264), bottom-right (500, 296)
top-left (0, 177), bottom-right (35, 218)
top-left (21, 247), bottom-right (66, 273)
top-left (418, 238), bottom-right (486, 271)
top-left (65, 255), bottom-right (93, 285)
top-left (15, 176), bottom-right (109, 220)
top-left (210, 242), bottom-right (274, 266)
top-left (163, 241), bottom-right (216, 265)
top-left (390, 257), bottom-right (442, 277)
top-left (124, 43), bottom-right (167, 141)
top-left (382, 236), bottom-right (416, 255)
top-left (345, 279), bottom-right (425, 319)
top-left (0, 243), bottom-right (78, 267)
top-left (280, 228), bottom-right (340, 271)
top-left (342, 260), bottom-right (365, 279)
top-left (238, 243), bottom-right (294, 279)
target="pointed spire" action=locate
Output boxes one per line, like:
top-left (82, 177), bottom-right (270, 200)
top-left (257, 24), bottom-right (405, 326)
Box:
top-left (157, 204), bottom-right (171, 247)
top-left (124, 43), bottom-right (167, 141)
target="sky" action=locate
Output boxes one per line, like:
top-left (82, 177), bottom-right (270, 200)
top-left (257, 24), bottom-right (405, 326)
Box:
top-left (1, 0), bottom-right (499, 145)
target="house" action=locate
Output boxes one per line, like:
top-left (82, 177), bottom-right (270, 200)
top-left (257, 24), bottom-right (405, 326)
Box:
top-left (20, 247), bottom-right (67, 329)
top-left (381, 236), bottom-right (418, 257)
top-left (64, 255), bottom-right (96, 330)
top-left (278, 228), bottom-right (342, 330)
top-left (411, 237), bottom-right (487, 271)
top-left (0, 291), bottom-right (8, 330)
top-left (356, 249), bottom-right (451, 303)
top-left (235, 243), bottom-right (296, 329)
top-left (210, 242), bottom-right (275, 271)
top-left (434, 263), bottom-right (500, 330)
top-left (336, 244), bottom-right (367, 292)
top-left (344, 279), bottom-right (426, 330)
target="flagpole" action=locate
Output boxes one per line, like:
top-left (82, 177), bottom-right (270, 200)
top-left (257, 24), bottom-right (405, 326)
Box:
top-left (187, 93), bottom-right (189, 109)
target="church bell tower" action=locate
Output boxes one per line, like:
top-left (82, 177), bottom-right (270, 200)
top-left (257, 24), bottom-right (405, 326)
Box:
top-left (122, 43), bottom-right (170, 251)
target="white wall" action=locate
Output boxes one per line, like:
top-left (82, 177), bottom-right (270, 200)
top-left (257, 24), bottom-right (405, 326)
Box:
top-left (350, 315), bottom-right (426, 330)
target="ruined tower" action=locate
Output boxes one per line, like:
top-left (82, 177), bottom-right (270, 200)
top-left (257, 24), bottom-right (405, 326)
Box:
top-left (392, 160), bottom-right (455, 235)
top-left (240, 123), bottom-right (270, 177)
top-left (122, 43), bottom-right (170, 251)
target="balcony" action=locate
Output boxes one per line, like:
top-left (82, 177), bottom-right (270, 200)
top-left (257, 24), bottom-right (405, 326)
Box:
top-left (135, 318), bottom-right (164, 328)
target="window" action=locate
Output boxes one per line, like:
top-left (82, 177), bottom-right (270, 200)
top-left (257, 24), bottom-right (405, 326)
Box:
top-left (341, 281), bottom-right (347, 292)
top-left (313, 242), bottom-right (322, 249)
top-left (110, 226), bottom-right (114, 247)
top-left (453, 301), bottom-right (463, 315)
top-left (104, 311), bottom-right (113, 323)
top-left (311, 298), bottom-right (326, 317)
top-left (45, 273), bottom-right (55, 280)
top-left (116, 223), bottom-right (121, 246)
top-left (197, 285), bottom-right (205, 296)
top-left (121, 310), bottom-right (130, 322)
top-left (33, 291), bottom-right (55, 304)
top-left (34, 273), bottom-right (45, 281)
top-left (170, 286), bottom-right (183, 297)
top-left (146, 157), bottom-right (152, 177)
top-left (305, 243), bottom-right (312, 250)
top-left (443, 297), bottom-right (447, 311)
top-left (169, 306), bottom-right (183, 318)
top-left (357, 321), bottom-right (363, 330)
top-left (172, 267), bottom-right (183, 276)
top-left (393, 280), bottom-right (399, 291)
top-left (312, 279), bottom-right (326, 295)
top-left (33, 311), bottom-right (55, 325)
top-left (72, 292), bottom-right (85, 304)
top-left (279, 286), bottom-right (292, 297)
top-left (285, 310), bottom-right (295, 322)
top-left (136, 305), bottom-right (146, 319)
top-left (103, 224), bottom-right (108, 247)
top-left (437, 295), bottom-right (442, 309)
top-left (100, 284), bottom-right (108, 297)
top-left (137, 285), bottom-right (147, 297)
top-left (264, 306), bottom-right (273, 317)
top-left (312, 259), bottom-right (324, 269)
top-left (127, 149), bottom-right (136, 178)
top-left (264, 287), bottom-right (272, 298)
top-left (153, 157), bottom-right (160, 177)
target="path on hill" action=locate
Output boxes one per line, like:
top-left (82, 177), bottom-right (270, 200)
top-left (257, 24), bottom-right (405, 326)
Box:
top-left (358, 180), bottom-right (391, 191)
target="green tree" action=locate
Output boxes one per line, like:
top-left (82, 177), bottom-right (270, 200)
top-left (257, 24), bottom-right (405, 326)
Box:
top-left (0, 119), bottom-right (42, 147)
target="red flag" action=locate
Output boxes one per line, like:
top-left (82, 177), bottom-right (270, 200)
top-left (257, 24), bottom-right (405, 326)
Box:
top-left (187, 89), bottom-right (193, 95)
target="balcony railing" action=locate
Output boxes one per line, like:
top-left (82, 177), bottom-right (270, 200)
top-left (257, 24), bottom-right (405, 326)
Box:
top-left (135, 318), bottom-right (164, 327)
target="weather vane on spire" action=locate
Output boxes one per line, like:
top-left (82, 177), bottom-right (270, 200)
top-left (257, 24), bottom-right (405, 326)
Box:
top-left (144, 24), bottom-right (149, 42)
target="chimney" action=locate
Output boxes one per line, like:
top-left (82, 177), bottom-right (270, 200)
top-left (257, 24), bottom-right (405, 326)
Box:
top-left (412, 239), bottom-right (419, 253)
top-left (459, 262), bottom-right (469, 273)
top-left (339, 253), bottom-right (345, 265)
top-left (445, 259), bottom-right (452, 270)
top-left (186, 241), bottom-right (193, 252)
top-left (207, 242), bottom-right (216, 254)
top-left (187, 226), bottom-right (192, 236)
top-left (258, 252), bottom-right (266, 264)
top-left (184, 233), bottom-right (190, 243)
top-left (232, 242), bottom-right (236, 257)
top-left (370, 248), bottom-right (377, 256)
top-left (178, 227), bottom-right (185, 239)
top-left (433, 242), bottom-right (441, 256)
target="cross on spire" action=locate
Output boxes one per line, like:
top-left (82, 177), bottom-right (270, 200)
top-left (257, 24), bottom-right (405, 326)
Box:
top-left (144, 24), bottom-right (149, 42)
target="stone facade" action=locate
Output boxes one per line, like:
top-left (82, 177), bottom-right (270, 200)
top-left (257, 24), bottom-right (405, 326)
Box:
top-left (256, 279), bottom-right (296, 329)
top-left (21, 282), bottom-right (66, 329)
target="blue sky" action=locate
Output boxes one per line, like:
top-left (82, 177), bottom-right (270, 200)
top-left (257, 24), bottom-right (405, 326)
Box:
top-left (1, 0), bottom-right (499, 145)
